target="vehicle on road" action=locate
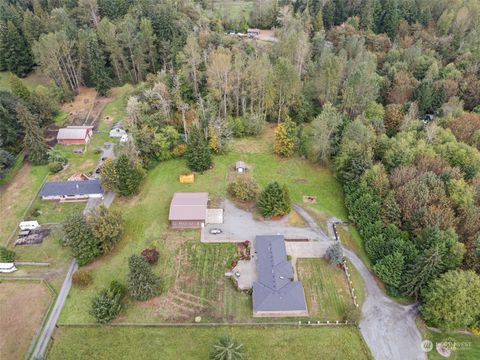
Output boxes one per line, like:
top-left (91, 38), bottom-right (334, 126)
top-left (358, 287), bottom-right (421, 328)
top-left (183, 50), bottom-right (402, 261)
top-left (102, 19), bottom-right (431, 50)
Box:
top-left (209, 228), bottom-right (222, 234)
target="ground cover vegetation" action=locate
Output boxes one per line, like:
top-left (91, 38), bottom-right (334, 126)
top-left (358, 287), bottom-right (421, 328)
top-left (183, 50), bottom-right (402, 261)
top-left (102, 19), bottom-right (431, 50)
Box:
top-left (2, 0), bottom-right (480, 340)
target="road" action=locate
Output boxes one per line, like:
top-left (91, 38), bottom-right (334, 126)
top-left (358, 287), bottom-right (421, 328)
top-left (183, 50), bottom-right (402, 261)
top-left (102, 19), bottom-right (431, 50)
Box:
top-left (31, 259), bottom-right (77, 359)
top-left (293, 205), bottom-right (425, 360)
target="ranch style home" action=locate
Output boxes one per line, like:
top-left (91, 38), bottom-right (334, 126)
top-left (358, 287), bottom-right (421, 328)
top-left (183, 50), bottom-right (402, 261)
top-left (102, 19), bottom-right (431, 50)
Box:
top-left (39, 179), bottom-right (104, 202)
top-left (56, 126), bottom-right (94, 145)
top-left (252, 235), bottom-right (308, 317)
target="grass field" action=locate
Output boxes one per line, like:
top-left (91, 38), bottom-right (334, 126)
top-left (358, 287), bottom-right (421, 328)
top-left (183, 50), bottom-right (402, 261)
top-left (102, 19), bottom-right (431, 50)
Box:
top-left (48, 326), bottom-right (372, 360)
top-left (425, 331), bottom-right (480, 360)
top-left (0, 70), bottom-right (51, 91)
top-left (297, 258), bottom-right (355, 320)
top-left (0, 281), bottom-right (52, 360)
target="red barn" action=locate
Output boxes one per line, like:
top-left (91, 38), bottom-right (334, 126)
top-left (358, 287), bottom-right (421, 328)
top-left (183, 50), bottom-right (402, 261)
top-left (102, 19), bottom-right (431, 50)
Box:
top-left (57, 126), bottom-right (93, 145)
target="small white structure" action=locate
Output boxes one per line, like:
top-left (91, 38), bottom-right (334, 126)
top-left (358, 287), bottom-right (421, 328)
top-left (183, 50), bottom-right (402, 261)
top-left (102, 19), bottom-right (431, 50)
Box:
top-left (110, 121), bottom-right (127, 138)
top-left (0, 262), bottom-right (17, 273)
top-left (235, 161), bottom-right (246, 173)
top-left (19, 221), bottom-right (40, 231)
top-left (120, 134), bottom-right (129, 143)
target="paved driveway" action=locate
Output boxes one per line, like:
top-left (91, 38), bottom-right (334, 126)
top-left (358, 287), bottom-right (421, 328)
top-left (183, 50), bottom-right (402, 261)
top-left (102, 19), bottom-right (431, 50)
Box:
top-left (202, 200), bottom-right (330, 243)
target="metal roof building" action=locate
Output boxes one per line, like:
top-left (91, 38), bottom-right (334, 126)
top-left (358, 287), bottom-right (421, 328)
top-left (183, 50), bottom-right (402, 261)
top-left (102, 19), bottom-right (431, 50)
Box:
top-left (252, 235), bottom-right (308, 317)
top-left (168, 192), bottom-right (208, 228)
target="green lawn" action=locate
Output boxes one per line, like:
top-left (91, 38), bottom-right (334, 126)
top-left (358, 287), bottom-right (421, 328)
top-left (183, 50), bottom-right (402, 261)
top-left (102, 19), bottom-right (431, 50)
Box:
top-left (297, 258), bottom-right (355, 320)
top-left (426, 331), bottom-right (480, 360)
top-left (0, 70), bottom-right (51, 91)
top-left (48, 326), bottom-right (372, 360)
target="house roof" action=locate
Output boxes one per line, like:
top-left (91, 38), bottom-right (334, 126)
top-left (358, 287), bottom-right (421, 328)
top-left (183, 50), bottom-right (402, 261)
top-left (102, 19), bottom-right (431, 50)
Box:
top-left (168, 192), bottom-right (208, 221)
top-left (57, 127), bottom-right (91, 140)
top-left (252, 235), bottom-right (307, 313)
top-left (39, 179), bottom-right (103, 197)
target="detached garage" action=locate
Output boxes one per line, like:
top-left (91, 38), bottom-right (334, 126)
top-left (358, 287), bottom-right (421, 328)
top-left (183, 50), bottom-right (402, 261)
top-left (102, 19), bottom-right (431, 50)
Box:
top-left (168, 192), bottom-right (208, 229)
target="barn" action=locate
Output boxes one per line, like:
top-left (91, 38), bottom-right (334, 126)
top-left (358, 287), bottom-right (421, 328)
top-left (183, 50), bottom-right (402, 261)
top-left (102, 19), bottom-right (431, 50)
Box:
top-left (57, 126), bottom-right (94, 145)
top-left (168, 192), bottom-right (208, 228)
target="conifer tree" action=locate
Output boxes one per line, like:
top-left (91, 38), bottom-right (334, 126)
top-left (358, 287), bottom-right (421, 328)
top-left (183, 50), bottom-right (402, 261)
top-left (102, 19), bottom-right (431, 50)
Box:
top-left (15, 104), bottom-right (48, 165)
top-left (115, 154), bottom-right (144, 196)
top-left (86, 31), bottom-right (111, 96)
top-left (63, 213), bottom-right (100, 266)
top-left (9, 74), bottom-right (31, 101)
top-left (186, 125), bottom-right (212, 172)
top-left (127, 254), bottom-right (161, 301)
top-left (258, 181), bottom-right (291, 217)
top-left (0, 21), bottom-right (34, 77)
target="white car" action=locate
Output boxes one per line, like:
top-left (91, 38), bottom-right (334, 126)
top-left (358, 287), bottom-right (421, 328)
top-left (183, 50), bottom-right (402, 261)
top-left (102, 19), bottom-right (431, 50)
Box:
top-left (209, 228), bottom-right (222, 235)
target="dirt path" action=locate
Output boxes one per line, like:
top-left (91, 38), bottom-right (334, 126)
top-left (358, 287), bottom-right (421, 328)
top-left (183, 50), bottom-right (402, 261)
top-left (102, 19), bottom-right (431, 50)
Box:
top-left (293, 205), bottom-right (425, 360)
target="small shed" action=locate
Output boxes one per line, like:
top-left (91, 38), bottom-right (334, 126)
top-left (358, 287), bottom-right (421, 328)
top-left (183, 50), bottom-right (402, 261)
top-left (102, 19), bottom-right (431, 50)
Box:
top-left (19, 221), bottom-right (40, 231)
top-left (235, 161), bottom-right (246, 173)
top-left (0, 263), bottom-right (17, 273)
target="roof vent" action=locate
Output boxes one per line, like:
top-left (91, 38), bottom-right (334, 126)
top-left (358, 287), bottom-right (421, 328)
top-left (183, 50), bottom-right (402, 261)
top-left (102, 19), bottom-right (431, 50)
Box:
top-left (76, 184), bottom-right (79, 189)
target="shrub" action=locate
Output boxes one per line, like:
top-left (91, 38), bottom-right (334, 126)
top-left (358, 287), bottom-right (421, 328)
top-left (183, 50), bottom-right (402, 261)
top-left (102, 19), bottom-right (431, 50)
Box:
top-left (0, 246), bottom-right (16, 262)
top-left (210, 336), bottom-right (245, 360)
top-left (257, 181), bottom-right (291, 217)
top-left (48, 161), bottom-right (63, 173)
top-left (326, 242), bottom-right (344, 265)
top-left (127, 255), bottom-right (161, 301)
top-left (227, 174), bottom-right (258, 202)
top-left (141, 248), bottom-right (159, 264)
top-left (72, 270), bottom-right (93, 288)
top-left (91, 280), bottom-right (125, 323)
top-left (172, 143), bottom-right (187, 157)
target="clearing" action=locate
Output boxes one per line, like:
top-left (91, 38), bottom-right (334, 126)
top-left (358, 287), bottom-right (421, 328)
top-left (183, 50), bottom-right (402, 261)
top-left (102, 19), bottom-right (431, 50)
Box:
top-left (47, 325), bottom-right (372, 360)
top-left (0, 281), bottom-right (52, 360)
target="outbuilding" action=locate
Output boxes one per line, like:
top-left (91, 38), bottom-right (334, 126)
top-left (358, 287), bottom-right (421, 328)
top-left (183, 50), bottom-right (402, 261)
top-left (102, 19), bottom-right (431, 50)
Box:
top-left (19, 221), bottom-right (40, 231)
top-left (168, 192), bottom-right (208, 228)
top-left (235, 161), bottom-right (247, 173)
top-left (57, 126), bottom-right (93, 145)
top-left (109, 121), bottom-right (127, 138)
top-left (39, 179), bottom-right (104, 202)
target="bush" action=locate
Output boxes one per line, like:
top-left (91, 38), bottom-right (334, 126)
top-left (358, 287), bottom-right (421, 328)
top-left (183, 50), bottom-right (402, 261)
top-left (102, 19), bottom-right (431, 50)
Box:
top-left (257, 182), bottom-right (291, 217)
top-left (210, 336), bottom-right (245, 360)
top-left (72, 270), bottom-right (93, 288)
top-left (0, 246), bottom-right (16, 262)
top-left (326, 242), bottom-right (344, 265)
top-left (141, 248), bottom-right (159, 264)
top-left (227, 174), bottom-right (258, 202)
top-left (48, 161), bottom-right (63, 174)
top-left (91, 280), bottom-right (125, 323)
top-left (172, 143), bottom-right (187, 157)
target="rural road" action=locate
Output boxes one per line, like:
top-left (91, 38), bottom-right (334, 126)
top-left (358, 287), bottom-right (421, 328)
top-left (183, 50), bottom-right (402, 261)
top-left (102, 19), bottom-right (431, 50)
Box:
top-left (31, 259), bottom-right (77, 359)
top-left (293, 205), bottom-right (425, 360)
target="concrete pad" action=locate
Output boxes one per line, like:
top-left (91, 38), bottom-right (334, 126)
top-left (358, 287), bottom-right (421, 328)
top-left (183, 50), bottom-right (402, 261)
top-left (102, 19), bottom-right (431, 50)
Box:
top-left (232, 260), bottom-right (257, 290)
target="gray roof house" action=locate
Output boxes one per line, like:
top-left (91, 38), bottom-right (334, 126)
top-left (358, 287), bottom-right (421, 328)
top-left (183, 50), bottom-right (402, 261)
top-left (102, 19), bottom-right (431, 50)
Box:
top-left (39, 179), bottom-right (104, 202)
top-left (252, 235), bottom-right (308, 317)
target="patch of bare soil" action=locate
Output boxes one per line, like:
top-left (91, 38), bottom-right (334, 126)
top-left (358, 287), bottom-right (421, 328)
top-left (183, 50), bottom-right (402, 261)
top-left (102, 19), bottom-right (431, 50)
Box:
top-left (62, 87), bottom-right (111, 128)
top-left (0, 282), bottom-right (51, 360)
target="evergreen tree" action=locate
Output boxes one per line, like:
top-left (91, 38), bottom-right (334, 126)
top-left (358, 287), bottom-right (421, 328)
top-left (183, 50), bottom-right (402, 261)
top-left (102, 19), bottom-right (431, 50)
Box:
top-left (326, 242), bottom-right (344, 265)
top-left (9, 74), bottom-right (31, 101)
top-left (258, 182), bottom-right (291, 217)
top-left (186, 125), bottom-right (212, 172)
top-left (15, 104), bottom-right (48, 165)
top-left (87, 205), bottom-right (123, 255)
top-left (100, 158), bottom-right (119, 192)
top-left (127, 254), bottom-right (161, 301)
top-left (85, 30), bottom-right (111, 96)
top-left (373, 251), bottom-right (404, 291)
top-left (0, 21), bottom-right (34, 77)
top-left (378, 0), bottom-right (400, 39)
top-left (115, 154), bottom-right (144, 196)
top-left (63, 213), bottom-right (100, 266)
top-left (91, 280), bottom-right (125, 323)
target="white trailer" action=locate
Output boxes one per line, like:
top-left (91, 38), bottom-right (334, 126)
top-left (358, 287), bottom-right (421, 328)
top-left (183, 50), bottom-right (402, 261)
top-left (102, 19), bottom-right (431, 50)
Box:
top-left (19, 221), bottom-right (40, 231)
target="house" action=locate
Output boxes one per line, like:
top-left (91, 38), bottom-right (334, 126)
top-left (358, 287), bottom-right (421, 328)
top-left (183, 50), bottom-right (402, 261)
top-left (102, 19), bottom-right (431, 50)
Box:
top-left (57, 126), bottom-right (93, 145)
top-left (168, 192), bottom-right (208, 228)
top-left (252, 235), bottom-right (308, 317)
top-left (109, 121), bottom-right (127, 138)
top-left (39, 179), bottom-right (103, 202)
top-left (235, 161), bottom-right (246, 173)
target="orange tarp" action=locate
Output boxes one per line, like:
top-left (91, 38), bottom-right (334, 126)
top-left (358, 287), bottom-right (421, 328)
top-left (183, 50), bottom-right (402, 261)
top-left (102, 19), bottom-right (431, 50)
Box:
top-left (179, 174), bottom-right (194, 183)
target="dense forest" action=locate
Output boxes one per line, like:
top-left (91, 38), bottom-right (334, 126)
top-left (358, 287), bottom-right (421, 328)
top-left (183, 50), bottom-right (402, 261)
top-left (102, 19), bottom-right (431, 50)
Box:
top-left (1, 0), bottom-right (480, 331)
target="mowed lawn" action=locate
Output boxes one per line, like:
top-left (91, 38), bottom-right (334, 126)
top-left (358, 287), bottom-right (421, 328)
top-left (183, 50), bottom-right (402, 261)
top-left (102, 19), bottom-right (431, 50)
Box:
top-left (48, 326), bottom-right (372, 360)
top-left (426, 331), bottom-right (480, 360)
top-left (0, 281), bottom-right (52, 360)
top-left (297, 258), bottom-right (355, 320)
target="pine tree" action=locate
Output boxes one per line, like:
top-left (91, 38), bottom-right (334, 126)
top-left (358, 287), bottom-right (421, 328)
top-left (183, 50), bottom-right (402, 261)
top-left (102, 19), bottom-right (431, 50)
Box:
top-left (381, 0), bottom-right (400, 40)
top-left (63, 213), bottom-right (100, 266)
top-left (258, 182), bottom-right (291, 217)
top-left (186, 125), bottom-right (213, 172)
top-left (1, 21), bottom-right (34, 77)
top-left (115, 154), bottom-right (144, 196)
top-left (9, 74), bottom-right (31, 101)
top-left (127, 254), bottom-right (161, 301)
top-left (86, 31), bottom-right (111, 96)
top-left (15, 104), bottom-right (48, 165)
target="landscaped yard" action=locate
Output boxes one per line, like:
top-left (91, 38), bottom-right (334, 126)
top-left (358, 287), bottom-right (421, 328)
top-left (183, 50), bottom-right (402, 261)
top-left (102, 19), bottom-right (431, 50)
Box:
top-left (47, 325), bottom-right (372, 360)
top-left (297, 258), bottom-right (356, 320)
top-left (0, 281), bottom-right (53, 360)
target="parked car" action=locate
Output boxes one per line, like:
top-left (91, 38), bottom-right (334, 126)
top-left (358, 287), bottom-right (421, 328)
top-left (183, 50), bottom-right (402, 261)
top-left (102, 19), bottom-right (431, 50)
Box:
top-left (209, 228), bottom-right (222, 235)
